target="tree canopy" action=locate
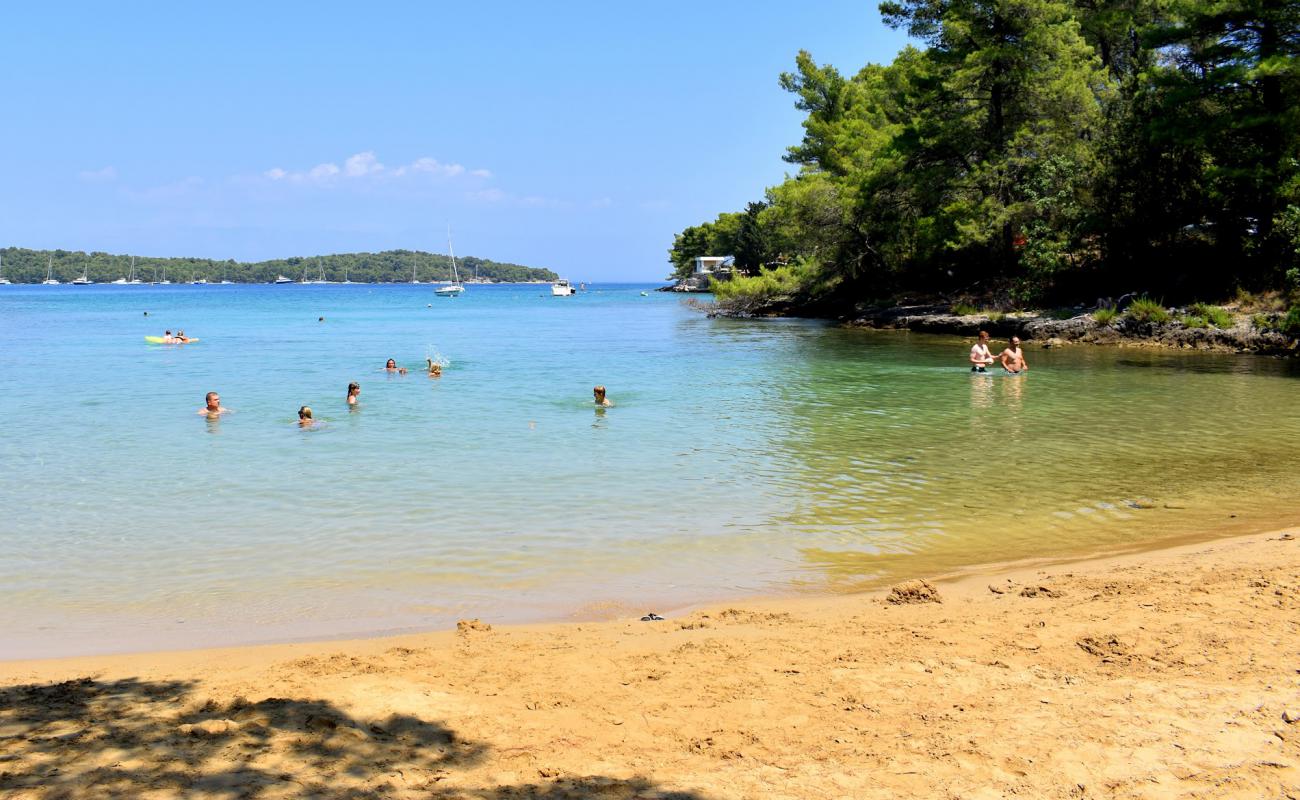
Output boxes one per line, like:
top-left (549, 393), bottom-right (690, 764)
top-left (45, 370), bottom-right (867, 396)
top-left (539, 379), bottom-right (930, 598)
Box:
top-left (670, 0), bottom-right (1300, 307)
top-left (0, 248), bottom-right (557, 285)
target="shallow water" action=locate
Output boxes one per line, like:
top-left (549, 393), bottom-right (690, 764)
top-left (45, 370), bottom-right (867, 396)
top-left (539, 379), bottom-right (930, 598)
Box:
top-left (2, 283), bottom-right (1298, 657)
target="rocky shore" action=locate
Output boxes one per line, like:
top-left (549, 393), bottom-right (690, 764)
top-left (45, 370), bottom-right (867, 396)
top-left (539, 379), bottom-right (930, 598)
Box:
top-left (846, 305), bottom-right (1299, 355)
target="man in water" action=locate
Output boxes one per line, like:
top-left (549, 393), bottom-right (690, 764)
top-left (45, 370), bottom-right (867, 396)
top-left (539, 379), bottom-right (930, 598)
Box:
top-left (593, 385), bottom-right (612, 407)
top-left (969, 330), bottom-right (995, 372)
top-left (999, 336), bottom-right (1029, 374)
top-left (198, 391), bottom-right (230, 416)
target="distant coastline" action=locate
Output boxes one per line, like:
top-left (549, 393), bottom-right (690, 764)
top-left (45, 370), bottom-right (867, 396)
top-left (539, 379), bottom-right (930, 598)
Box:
top-left (0, 246), bottom-right (558, 285)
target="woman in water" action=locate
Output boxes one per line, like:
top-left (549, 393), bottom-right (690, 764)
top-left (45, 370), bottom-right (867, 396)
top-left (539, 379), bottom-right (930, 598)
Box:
top-left (298, 405), bottom-right (315, 427)
top-left (593, 385), bottom-right (612, 407)
top-left (426, 358), bottom-right (442, 377)
top-left (347, 382), bottom-right (360, 405)
top-left (384, 359), bottom-right (408, 375)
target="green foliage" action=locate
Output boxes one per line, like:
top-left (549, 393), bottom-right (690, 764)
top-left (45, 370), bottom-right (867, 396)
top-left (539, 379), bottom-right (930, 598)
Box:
top-left (1282, 306), bottom-right (1300, 337)
top-left (670, 0), bottom-right (1300, 310)
top-left (709, 263), bottom-right (811, 313)
top-left (1180, 314), bottom-right (1208, 328)
top-left (0, 247), bottom-right (556, 284)
top-left (1093, 306), bottom-right (1118, 324)
top-left (950, 302), bottom-right (979, 316)
top-left (1125, 297), bottom-right (1171, 324)
top-left (1188, 303), bottom-right (1234, 328)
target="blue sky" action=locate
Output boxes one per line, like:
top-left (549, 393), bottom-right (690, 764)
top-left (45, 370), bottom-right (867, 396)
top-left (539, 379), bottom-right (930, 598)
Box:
top-left (1, 2), bottom-right (910, 280)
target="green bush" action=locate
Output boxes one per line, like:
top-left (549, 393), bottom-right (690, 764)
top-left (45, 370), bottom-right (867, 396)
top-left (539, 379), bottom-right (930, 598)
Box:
top-left (1251, 312), bottom-right (1276, 330)
top-left (1125, 297), bottom-right (1171, 324)
top-left (1189, 303), bottom-right (1233, 328)
top-left (1180, 314), bottom-right (1208, 328)
top-left (950, 302), bottom-right (979, 316)
top-left (1282, 306), bottom-right (1300, 337)
top-left (1093, 307), bottom-right (1118, 324)
top-left (710, 264), bottom-right (806, 309)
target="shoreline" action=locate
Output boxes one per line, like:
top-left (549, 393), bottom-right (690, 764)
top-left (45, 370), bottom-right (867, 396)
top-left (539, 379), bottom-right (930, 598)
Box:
top-left (4, 526), bottom-right (1297, 798)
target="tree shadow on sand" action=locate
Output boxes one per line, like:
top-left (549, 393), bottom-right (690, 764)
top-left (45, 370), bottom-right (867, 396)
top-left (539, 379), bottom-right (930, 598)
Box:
top-left (0, 677), bottom-right (708, 799)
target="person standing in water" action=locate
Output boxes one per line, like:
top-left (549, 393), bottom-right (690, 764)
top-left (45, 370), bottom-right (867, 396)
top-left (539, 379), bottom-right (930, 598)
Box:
top-left (347, 382), bottom-right (360, 405)
top-left (298, 406), bottom-right (315, 426)
top-left (385, 359), bottom-right (407, 375)
top-left (999, 336), bottom-right (1029, 374)
top-left (197, 391), bottom-right (230, 416)
top-left (593, 385), bottom-right (612, 407)
top-left (969, 330), bottom-right (995, 372)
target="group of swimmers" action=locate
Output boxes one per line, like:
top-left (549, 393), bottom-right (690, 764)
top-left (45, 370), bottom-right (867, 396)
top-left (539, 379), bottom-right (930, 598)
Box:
top-left (198, 360), bottom-right (613, 423)
top-left (969, 331), bottom-right (1028, 374)
top-left (161, 329), bottom-right (195, 344)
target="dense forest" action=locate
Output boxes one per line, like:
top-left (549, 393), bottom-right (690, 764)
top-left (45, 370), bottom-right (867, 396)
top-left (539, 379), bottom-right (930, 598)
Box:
top-left (670, 0), bottom-right (1300, 313)
top-left (0, 247), bottom-right (557, 284)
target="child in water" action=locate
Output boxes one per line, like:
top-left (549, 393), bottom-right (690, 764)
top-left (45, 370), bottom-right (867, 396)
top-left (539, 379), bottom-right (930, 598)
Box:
top-left (298, 406), bottom-right (315, 427)
top-left (347, 382), bottom-right (360, 405)
top-left (593, 386), bottom-right (612, 407)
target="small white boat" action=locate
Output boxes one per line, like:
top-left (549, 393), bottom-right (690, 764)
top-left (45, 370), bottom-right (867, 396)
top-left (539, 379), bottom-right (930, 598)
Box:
top-left (191, 278), bottom-right (208, 285)
top-left (551, 279), bottom-right (576, 296)
top-left (273, 275), bottom-right (295, 284)
top-left (0, 254), bottom-right (11, 285)
top-left (71, 265), bottom-right (94, 285)
top-left (434, 228), bottom-right (465, 296)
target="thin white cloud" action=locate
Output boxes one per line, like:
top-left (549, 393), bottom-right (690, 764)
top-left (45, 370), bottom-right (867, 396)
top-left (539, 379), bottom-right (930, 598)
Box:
top-left (79, 166), bottom-right (118, 182)
top-left (263, 152), bottom-right (488, 184)
top-left (344, 151), bottom-right (383, 177)
top-left (466, 188), bottom-right (566, 209)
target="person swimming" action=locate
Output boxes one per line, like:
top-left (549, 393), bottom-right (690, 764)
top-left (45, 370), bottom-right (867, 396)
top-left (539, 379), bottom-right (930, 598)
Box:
top-left (593, 385), bottom-right (612, 407)
top-left (999, 336), bottom-right (1029, 374)
top-left (298, 405), bottom-right (314, 426)
top-left (385, 359), bottom-right (408, 375)
top-left (197, 391), bottom-right (230, 417)
top-left (969, 330), bottom-right (995, 372)
top-left (347, 382), bottom-right (360, 405)
top-left (426, 358), bottom-right (442, 377)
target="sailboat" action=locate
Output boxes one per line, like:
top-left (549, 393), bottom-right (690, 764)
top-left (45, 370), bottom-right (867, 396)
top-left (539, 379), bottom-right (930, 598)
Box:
top-left (0, 253), bottom-right (11, 285)
top-left (342, 264), bottom-right (352, 284)
top-left (434, 228), bottom-right (465, 297)
top-left (71, 262), bottom-right (94, 285)
top-left (158, 263), bottom-right (171, 285)
top-left (127, 257), bottom-right (143, 284)
top-left (220, 264), bottom-right (233, 285)
top-left (42, 256), bottom-right (60, 285)
top-left (410, 258), bottom-right (421, 284)
top-left (302, 259), bottom-right (328, 284)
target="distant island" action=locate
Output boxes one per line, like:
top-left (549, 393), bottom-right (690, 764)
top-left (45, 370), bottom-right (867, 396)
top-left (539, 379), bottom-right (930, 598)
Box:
top-left (0, 247), bottom-right (558, 284)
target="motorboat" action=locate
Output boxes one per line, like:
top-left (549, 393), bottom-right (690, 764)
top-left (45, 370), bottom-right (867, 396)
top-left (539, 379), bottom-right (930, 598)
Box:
top-left (551, 279), bottom-right (576, 296)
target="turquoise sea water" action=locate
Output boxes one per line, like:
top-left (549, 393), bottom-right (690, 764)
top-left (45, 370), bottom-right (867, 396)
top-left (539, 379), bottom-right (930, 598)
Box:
top-left (2, 283), bottom-right (1299, 658)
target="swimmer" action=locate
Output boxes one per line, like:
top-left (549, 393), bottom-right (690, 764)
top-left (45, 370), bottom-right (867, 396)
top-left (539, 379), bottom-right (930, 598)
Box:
top-left (426, 358), bottom-right (442, 377)
top-left (593, 385), bottom-right (612, 407)
top-left (969, 330), bottom-right (995, 372)
top-left (175, 330), bottom-right (192, 344)
top-left (999, 336), bottom-right (1029, 374)
top-left (385, 359), bottom-right (408, 375)
top-left (298, 405), bottom-right (314, 427)
top-left (197, 391), bottom-right (230, 416)
top-left (163, 329), bottom-right (176, 344)
top-left (347, 382), bottom-right (360, 405)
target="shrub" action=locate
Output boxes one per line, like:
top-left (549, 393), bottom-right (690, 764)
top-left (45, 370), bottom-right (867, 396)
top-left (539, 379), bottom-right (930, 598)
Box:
top-left (1251, 312), bottom-right (1277, 330)
top-left (1125, 297), bottom-right (1171, 324)
top-left (1282, 306), bottom-right (1300, 337)
top-left (710, 264), bottom-right (806, 312)
top-left (986, 310), bottom-right (1005, 323)
top-left (1093, 307), bottom-right (1118, 324)
top-left (1180, 314), bottom-right (1208, 328)
top-left (1189, 303), bottom-right (1233, 328)
top-left (950, 302), bottom-right (979, 316)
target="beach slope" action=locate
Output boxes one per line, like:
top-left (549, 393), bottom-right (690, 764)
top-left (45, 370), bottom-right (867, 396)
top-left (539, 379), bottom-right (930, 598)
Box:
top-left (2, 531), bottom-right (1297, 799)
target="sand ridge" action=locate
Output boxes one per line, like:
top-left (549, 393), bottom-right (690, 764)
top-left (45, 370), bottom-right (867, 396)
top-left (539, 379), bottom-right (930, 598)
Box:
top-left (1, 531), bottom-right (1298, 798)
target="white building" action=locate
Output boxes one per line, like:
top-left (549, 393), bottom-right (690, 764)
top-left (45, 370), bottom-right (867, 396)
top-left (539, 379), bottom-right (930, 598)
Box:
top-left (693, 255), bottom-right (734, 274)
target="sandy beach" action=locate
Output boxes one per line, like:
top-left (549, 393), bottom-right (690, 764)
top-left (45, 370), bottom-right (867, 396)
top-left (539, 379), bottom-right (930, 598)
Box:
top-left (2, 530), bottom-right (1297, 799)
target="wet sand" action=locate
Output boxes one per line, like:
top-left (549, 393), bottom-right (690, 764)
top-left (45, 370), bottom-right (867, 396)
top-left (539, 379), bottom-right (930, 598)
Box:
top-left (2, 530), bottom-right (1297, 799)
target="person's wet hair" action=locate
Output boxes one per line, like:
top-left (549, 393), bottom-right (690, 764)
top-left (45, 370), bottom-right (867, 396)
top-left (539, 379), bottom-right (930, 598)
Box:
top-left (298, 406), bottom-right (313, 420)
